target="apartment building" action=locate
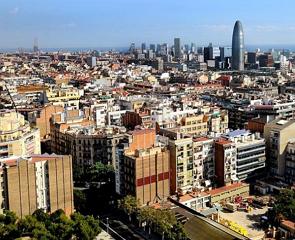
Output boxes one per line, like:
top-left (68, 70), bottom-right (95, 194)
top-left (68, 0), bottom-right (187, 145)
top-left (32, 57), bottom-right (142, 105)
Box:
top-left (223, 130), bottom-right (266, 180)
top-left (122, 110), bottom-right (153, 130)
top-left (254, 98), bottom-right (295, 121)
top-left (0, 154), bottom-right (74, 218)
top-left (285, 141), bottom-right (295, 184)
top-left (46, 84), bottom-right (83, 109)
top-left (116, 129), bottom-right (170, 205)
top-left (193, 137), bottom-right (215, 187)
top-left (50, 109), bottom-right (125, 168)
top-left (116, 129), bottom-right (156, 194)
top-left (207, 110), bottom-right (229, 134)
top-left (168, 133), bottom-right (194, 194)
top-left (264, 119), bottom-right (295, 177)
top-left (215, 138), bottom-right (238, 187)
top-left (107, 110), bottom-right (127, 126)
top-left (179, 115), bottom-right (208, 136)
top-left (151, 107), bottom-right (228, 135)
top-left (28, 104), bottom-right (64, 139)
top-left (0, 110), bottom-right (40, 159)
top-left (122, 147), bottom-right (170, 205)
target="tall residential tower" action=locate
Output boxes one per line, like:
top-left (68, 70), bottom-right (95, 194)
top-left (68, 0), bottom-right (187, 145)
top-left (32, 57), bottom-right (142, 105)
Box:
top-left (232, 20), bottom-right (244, 71)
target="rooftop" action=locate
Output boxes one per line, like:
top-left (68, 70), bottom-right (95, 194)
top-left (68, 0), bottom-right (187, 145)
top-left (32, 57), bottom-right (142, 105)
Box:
top-left (225, 129), bottom-right (249, 138)
top-left (207, 182), bottom-right (249, 196)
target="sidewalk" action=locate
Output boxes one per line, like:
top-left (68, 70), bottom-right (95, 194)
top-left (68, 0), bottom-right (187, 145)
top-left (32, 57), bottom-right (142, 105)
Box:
top-left (96, 230), bottom-right (115, 240)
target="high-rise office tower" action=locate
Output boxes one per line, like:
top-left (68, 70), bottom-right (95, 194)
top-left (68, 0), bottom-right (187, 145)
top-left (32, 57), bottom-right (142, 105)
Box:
top-left (141, 43), bottom-right (146, 53)
top-left (204, 47), bottom-right (210, 62)
top-left (33, 37), bottom-right (39, 53)
top-left (220, 47), bottom-right (225, 61)
top-left (232, 20), bottom-right (245, 71)
top-left (174, 38), bottom-right (181, 59)
top-left (158, 43), bottom-right (169, 56)
top-left (156, 44), bottom-right (161, 53)
top-left (129, 43), bottom-right (136, 53)
top-left (86, 56), bottom-right (97, 68)
top-left (184, 44), bottom-right (190, 53)
top-left (149, 44), bottom-right (156, 52)
top-left (247, 52), bottom-right (257, 64)
top-left (190, 43), bottom-right (196, 53)
top-left (197, 47), bottom-right (203, 54)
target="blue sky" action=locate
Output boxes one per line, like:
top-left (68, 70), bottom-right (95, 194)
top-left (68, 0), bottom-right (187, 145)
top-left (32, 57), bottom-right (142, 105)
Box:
top-left (1, 0), bottom-right (295, 49)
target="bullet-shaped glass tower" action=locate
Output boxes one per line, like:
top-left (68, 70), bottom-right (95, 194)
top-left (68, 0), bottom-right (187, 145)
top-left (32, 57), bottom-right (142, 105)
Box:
top-left (232, 20), bottom-right (244, 71)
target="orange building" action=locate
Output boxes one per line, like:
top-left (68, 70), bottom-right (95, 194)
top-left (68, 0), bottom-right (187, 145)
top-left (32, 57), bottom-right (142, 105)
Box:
top-left (246, 117), bottom-right (267, 135)
top-left (122, 110), bottom-right (152, 130)
top-left (125, 128), bottom-right (156, 153)
top-left (121, 129), bottom-right (170, 205)
top-left (28, 104), bottom-right (64, 139)
top-left (215, 138), bottom-right (237, 187)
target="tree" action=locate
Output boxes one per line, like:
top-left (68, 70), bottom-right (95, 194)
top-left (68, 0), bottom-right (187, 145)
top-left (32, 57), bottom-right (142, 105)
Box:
top-left (33, 209), bottom-right (50, 223)
top-left (17, 215), bottom-right (52, 239)
top-left (267, 189), bottom-right (295, 225)
top-left (71, 212), bottom-right (101, 240)
top-left (48, 209), bottom-right (74, 239)
top-left (118, 195), bottom-right (139, 221)
top-left (0, 209), bottom-right (101, 240)
top-left (85, 162), bottom-right (115, 183)
top-left (156, 209), bottom-right (177, 236)
top-left (136, 206), bottom-right (187, 240)
top-left (169, 223), bottom-right (187, 240)
top-left (0, 210), bottom-right (20, 240)
top-left (74, 189), bottom-right (88, 214)
top-left (2, 210), bottom-right (17, 225)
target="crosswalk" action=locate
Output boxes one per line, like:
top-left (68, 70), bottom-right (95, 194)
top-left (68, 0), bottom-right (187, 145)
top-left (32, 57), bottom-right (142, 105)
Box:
top-left (174, 212), bottom-right (189, 224)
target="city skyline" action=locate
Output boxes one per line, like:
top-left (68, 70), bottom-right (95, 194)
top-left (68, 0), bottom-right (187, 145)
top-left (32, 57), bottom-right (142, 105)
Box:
top-left (1, 0), bottom-right (295, 49)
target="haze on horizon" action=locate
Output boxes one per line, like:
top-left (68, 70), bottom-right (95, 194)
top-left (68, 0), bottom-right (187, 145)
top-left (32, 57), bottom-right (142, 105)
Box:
top-left (1, 0), bottom-right (295, 49)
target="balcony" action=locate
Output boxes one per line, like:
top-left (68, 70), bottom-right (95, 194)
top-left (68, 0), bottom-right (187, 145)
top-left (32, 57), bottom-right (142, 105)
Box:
top-left (237, 153), bottom-right (265, 163)
top-left (237, 163), bottom-right (265, 176)
top-left (238, 146), bottom-right (265, 155)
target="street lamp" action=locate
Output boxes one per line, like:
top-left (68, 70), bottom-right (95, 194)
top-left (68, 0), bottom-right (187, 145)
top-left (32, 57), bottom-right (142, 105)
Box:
top-left (106, 217), bottom-right (109, 233)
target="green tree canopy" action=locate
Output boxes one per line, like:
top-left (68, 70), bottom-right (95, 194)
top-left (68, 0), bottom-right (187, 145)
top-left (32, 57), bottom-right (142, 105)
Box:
top-left (268, 189), bottom-right (295, 224)
top-left (0, 209), bottom-right (101, 240)
top-left (118, 195), bottom-right (139, 219)
top-left (71, 212), bottom-right (101, 240)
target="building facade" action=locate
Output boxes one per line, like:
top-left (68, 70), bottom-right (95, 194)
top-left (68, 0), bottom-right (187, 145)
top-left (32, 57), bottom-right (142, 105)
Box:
top-left (122, 147), bottom-right (170, 206)
top-left (0, 110), bottom-right (40, 159)
top-left (285, 142), bottom-right (295, 184)
top-left (264, 119), bottom-right (295, 177)
top-left (224, 130), bottom-right (266, 180)
top-left (0, 154), bottom-right (74, 217)
top-left (50, 109), bottom-right (125, 168)
top-left (215, 139), bottom-right (237, 187)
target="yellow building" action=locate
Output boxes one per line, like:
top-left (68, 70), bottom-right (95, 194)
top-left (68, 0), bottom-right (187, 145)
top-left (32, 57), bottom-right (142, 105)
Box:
top-left (169, 135), bottom-right (194, 194)
top-left (179, 115), bottom-right (208, 136)
top-left (0, 110), bottom-right (40, 159)
top-left (46, 84), bottom-right (82, 109)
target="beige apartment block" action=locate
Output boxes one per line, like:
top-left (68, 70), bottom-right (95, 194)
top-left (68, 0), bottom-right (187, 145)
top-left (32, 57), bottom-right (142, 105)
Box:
top-left (0, 154), bottom-right (74, 217)
top-left (169, 135), bottom-right (194, 194)
top-left (264, 119), bottom-right (295, 177)
top-left (0, 110), bottom-right (40, 159)
top-left (123, 147), bottom-right (170, 206)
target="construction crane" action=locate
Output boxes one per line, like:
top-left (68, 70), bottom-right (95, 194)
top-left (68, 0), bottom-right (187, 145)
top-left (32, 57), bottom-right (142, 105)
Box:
top-left (4, 82), bottom-right (18, 114)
